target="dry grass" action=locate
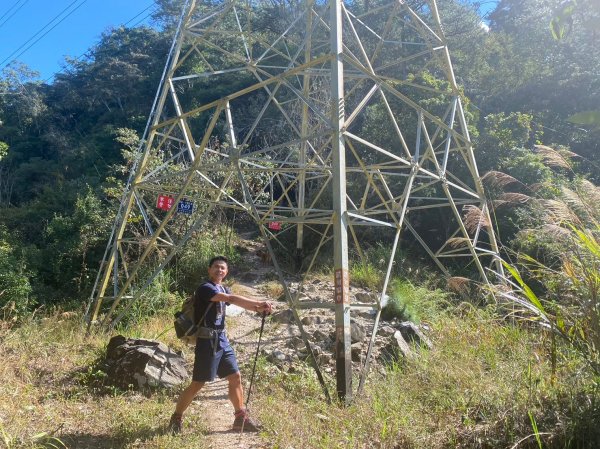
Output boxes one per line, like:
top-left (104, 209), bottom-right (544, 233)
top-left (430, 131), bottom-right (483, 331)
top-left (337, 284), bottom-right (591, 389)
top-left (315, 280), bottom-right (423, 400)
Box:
top-left (260, 281), bottom-right (285, 300)
top-left (254, 308), bottom-right (599, 449)
top-left (0, 312), bottom-right (208, 449)
top-left (1, 305), bottom-right (598, 449)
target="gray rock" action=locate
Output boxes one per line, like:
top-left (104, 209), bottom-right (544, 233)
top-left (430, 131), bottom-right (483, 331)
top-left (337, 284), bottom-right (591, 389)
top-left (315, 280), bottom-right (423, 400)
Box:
top-left (310, 343), bottom-right (323, 356)
top-left (378, 331), bottom-right (414, 364)
top-left (267, 350), bottom-right (288, 364)
top-left (301, 316), bottom-right (315, 325)
top-left (392, 331), bottom-right (414, 358)
top-left (312, 329), bottom-right (330, 344)
top-left (350, 321), bottom-right (366, 343)
top-left (271, 309), bottom-right (296, 324)
top-left (104, 335), bottom-right (188, 390)
top-left (298, 342), bottom-right (322, 358)
top-left (303, 284), bottom-right (317, 294)
top-left (379, 325), bottom-right (397, 336)
top-left (398, 321), bottom-right (432, 349)
top-left (288, 336), bottom-right (304, 350)
top-left (355, 292), bottom-right (375, 303)
top-left (317, 353), bottom-right (331, 364)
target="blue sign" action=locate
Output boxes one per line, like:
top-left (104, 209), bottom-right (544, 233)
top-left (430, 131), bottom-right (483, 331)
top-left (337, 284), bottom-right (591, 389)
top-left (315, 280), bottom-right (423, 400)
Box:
top-left (177, 199), bottom-right (194, 215)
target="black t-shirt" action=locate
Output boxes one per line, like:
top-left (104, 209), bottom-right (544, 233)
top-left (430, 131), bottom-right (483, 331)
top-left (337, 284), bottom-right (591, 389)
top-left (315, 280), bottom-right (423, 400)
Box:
top-left (193, 281), bottom-right (230, 331)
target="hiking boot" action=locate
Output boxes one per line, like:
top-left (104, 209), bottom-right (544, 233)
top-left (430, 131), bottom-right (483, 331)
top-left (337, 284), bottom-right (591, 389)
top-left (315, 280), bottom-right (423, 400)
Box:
top-left (167, 413), bottom-right (183, 434)
top-left (232, 409), bottom-right (262, 432)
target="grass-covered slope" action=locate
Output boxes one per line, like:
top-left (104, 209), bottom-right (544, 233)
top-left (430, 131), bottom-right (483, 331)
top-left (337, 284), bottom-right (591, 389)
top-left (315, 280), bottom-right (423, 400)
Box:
top-left (1, 299), bottom-right (598, 449)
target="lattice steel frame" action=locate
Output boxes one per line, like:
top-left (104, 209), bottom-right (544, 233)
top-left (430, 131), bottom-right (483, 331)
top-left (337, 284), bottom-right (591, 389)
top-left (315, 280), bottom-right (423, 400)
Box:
top-left (87, 0), bottom-right (502, 402)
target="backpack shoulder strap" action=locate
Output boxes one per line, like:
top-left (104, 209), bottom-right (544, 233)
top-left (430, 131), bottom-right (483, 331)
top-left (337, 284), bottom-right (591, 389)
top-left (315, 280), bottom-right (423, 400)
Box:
top-left (198, 302), bottom-right (214, 327)
top-left (194, 286), bottom-right (215, 328)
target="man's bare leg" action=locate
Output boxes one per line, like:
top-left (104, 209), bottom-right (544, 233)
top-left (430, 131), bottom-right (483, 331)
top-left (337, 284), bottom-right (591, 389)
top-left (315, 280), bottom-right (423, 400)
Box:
top-left (226, 371), bottom-right (244, 411)
top-left (175, 380), bottom-right (205, 416)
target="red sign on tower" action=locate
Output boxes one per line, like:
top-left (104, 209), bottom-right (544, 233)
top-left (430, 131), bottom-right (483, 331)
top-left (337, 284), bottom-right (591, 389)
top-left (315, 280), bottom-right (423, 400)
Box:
top-left (267, 221), bottom-right (282, 231)
top-left (156, 195), bottom-right (175, 211)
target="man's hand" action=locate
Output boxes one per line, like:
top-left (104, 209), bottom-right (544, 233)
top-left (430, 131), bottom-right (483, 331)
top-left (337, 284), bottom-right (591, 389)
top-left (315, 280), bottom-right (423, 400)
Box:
top-left (255, 301), bottom-right (273, 315)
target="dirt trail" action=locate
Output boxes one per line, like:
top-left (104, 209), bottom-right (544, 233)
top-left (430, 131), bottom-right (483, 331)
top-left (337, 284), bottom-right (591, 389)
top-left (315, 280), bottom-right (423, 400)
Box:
top-left (193, 312), bottom-right (269, 448)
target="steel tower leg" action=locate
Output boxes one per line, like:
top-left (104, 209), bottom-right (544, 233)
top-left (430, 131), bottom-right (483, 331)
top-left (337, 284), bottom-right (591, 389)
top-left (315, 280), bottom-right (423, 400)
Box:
top-left (330, 0), bottom-right (352, 403)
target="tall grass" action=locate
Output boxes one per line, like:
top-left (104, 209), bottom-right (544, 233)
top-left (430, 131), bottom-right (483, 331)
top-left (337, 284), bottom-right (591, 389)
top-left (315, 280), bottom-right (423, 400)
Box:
top-left (174, 226), bottom-right (241, 292)
top-left (1, 290), bottom-right (598, 448)
top-left (256, 305), bottom-right (599, 448)
top-left (489, 164), bottom-right (600, 378)
top-left (382, 279), bottom-right (449, 323)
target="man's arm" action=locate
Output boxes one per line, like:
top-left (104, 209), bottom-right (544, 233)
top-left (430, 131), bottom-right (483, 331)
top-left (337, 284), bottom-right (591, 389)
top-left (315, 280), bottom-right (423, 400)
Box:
top-left (211, 292), bottom-right (273, 314)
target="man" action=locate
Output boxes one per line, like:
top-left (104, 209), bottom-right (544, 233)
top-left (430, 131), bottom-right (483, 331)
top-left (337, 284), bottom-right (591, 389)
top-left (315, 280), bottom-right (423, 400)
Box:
top-left (168, 255), bottom-right (273, 434)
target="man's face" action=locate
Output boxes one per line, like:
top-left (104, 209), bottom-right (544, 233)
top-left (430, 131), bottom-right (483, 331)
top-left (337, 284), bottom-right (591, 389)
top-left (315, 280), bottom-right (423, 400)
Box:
top-left (208, 260), bottom-right (228, 283)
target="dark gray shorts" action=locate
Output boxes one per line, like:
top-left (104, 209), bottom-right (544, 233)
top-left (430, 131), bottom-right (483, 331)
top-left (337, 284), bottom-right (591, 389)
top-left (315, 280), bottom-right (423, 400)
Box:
top-left (192, 338), bottom-right (239, 382)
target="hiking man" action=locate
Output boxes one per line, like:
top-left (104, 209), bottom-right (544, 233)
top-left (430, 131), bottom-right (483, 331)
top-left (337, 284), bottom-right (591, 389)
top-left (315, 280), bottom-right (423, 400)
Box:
top-left (168, 255), bottom-right (273, 433)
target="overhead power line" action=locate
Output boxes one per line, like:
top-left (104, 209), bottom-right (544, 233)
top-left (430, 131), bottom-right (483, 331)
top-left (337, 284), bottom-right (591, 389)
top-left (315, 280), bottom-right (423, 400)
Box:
top-left (0, 0), bottom-right (90, 70)
top-left (41, 2), bottom-right (157, 84)
top-left (124, 3), bottom-right (156, 27)
top-left (0, 0), bottom-right (22, 22)
top-left (0, 0), bottom-right (29, 27)
top-left (0, 0), bottom-right (30, 29)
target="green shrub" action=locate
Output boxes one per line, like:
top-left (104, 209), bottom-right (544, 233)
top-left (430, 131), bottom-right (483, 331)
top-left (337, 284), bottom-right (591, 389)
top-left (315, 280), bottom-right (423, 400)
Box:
top-left (0, 226), bottom-right (33, 322)
top-left (382, 279), bottom-right (448, 323)
top-left (350, 261), bottom-right (381, 290)
top-left (174, 226), bottom-right (241, 292)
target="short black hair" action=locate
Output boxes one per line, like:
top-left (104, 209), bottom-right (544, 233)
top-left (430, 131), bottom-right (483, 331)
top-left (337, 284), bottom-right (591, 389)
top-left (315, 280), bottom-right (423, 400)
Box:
top-left (209, 255), bottom-right (228, 267)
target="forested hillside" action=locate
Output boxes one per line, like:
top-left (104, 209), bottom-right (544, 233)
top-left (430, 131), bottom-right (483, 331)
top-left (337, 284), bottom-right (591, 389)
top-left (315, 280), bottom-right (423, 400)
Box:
top-left (0, 0), bottom-right (597, 315)
top-left (0, 1), bottom-right (599, 446)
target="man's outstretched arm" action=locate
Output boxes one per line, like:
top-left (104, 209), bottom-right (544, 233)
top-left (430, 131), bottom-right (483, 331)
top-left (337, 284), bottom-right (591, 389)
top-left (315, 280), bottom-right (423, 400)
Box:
top-left (211, 292), bottom-right (272, 314)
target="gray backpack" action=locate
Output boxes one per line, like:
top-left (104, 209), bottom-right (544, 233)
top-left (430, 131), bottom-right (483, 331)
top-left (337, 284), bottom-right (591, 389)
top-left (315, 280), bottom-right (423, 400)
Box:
top-left (173, 292), bottom-right (215, 345)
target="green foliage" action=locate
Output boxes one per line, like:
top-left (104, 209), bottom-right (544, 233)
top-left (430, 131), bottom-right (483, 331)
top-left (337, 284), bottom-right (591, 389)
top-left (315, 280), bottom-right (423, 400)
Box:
top-left (549, 0), bottom-right (577, 40)
top-left (568, 110), bottom-right (600, 130)
top-left (495, 167), bottom-right (600, 376)
top-left (174, 227), bottom-right (241, 292)
top-left (0, 141), bottom-right (7, 161)
top-left (40, 187), bottom-right (114, 297)
top-left (0, 226), bottom-right (33, 321)
top-left (349, 261), bottom-right (381, 290)
top-left (382, 279), bottom-right (448, 323)
top-left (475, 112), bottom-right (552, 185)
top-left (115, 271), bottom-right (181, 328)
top-left (516, 224), bottom-right (600, 376)
top-left (481, 0), bottom-right (600, 169)
top-left (0, 0), bottom-right (597, 334)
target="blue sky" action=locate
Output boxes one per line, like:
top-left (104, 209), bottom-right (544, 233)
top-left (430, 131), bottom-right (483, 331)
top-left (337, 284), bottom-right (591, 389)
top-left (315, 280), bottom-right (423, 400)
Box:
top-left (0, 0), bottom-right (156, 82)
top-left (0, 0), bottom-right (498, 84)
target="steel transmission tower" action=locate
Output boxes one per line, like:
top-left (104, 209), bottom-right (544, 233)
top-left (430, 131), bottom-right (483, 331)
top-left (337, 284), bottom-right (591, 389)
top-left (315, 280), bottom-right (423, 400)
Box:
top-left (88, 0), bottom-right (501, 402)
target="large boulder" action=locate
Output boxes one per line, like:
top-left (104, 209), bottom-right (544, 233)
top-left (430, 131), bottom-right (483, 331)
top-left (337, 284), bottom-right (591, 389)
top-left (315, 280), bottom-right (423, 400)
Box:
top-left (104, 335), bottom-right (189, 390)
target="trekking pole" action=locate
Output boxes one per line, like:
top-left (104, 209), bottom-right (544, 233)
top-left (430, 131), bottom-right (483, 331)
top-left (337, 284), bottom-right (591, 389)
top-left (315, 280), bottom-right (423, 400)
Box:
top-left (240, 311), bottom-right (266, 435)
top-left (246, 312), bottom-right (266, 405)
